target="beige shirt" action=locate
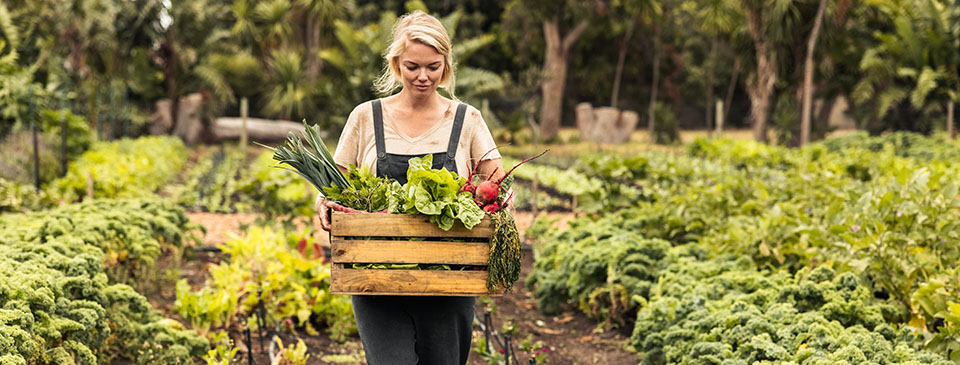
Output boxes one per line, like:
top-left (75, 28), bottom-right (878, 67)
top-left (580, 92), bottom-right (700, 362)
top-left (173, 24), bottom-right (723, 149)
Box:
top-left (334, 99), bottom-right (501, 178)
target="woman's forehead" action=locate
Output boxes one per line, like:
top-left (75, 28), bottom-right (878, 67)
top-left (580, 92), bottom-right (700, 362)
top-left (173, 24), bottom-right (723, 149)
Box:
top-left (400, 40), bottom-right (444, 64)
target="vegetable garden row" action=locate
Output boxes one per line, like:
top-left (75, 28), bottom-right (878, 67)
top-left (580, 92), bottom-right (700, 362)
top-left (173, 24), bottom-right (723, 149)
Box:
top-left (523, 132), bottom-right (960, 363)
top-left (3, 131), bottom-right (960, 363)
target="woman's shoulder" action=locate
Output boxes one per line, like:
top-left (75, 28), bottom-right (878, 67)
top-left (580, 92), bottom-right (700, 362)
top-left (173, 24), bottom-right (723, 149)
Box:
top-left (451, 100), bottom-right (483, 123)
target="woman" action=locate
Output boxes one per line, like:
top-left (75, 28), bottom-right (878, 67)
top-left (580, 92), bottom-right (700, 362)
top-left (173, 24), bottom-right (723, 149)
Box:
top-left (315, 10), bottom-right (504, 365)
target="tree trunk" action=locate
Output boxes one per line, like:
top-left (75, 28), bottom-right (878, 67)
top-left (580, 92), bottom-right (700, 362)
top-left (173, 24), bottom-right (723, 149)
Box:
top-left (539, 18), bottom-right (588, 142)
top-left (304, 14), bottom-right (323, 83)
top-left (743, 4), bottom-right (776, 143)
top-left (611, 18), bottom-right (635, 109)
top-left (800, 0), bottom-right (828, 146)
top-left (813, 96), bottom-right (837, 141)
top-left (705, 35), bottom-right (718, 132)
top-left (723, 57), bottom-right (741, 124)
top-left (647, 22), bottom-right (662, 141)
top-left (949, 101), bottom-right (956, 139)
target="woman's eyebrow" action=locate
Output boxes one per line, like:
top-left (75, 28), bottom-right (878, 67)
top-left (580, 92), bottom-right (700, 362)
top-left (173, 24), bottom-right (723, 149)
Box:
top-left (403, 61), bottom-right (442, 66)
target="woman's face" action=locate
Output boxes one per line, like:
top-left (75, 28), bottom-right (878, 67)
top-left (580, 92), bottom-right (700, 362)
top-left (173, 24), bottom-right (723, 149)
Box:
top-left (398, 40), bottom-right (445, 96)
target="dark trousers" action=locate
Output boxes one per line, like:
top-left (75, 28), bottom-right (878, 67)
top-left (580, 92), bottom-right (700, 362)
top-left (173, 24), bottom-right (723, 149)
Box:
top-left (352, 295), bottom-right (476, 365)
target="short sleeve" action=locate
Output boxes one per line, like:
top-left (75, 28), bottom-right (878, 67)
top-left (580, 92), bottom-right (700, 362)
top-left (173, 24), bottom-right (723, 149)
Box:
top-left (467, 106), bottom-right (501, 164)
top-left (334, 103), bottom-right (365, 168)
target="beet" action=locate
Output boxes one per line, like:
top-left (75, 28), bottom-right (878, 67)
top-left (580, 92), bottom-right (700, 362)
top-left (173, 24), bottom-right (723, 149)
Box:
top-left (483, 202), bottom-right (500, 213)
top-left (475, 181), bottom-right (500, 204)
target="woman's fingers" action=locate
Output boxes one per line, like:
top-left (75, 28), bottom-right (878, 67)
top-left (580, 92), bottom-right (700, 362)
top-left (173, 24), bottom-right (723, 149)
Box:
top-left (319, 203), bottom-right (331, 231)
top-left (316, 195), bottom-right (333, 231)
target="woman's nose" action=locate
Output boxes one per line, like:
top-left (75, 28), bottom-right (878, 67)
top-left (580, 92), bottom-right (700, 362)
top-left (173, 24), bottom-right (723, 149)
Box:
top-left (418, 69), bottom-right (428, 81)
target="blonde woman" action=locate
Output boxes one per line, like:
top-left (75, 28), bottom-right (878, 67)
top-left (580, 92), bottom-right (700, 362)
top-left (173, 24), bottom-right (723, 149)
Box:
top-left (316, 10), bottom-right (504, 364)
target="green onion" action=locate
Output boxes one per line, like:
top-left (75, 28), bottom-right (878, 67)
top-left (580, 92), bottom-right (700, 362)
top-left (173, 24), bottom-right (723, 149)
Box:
top-left (257, 120), bottom-right (352, 193)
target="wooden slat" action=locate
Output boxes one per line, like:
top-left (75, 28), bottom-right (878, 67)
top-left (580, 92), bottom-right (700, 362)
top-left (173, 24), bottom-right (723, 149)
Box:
top-left (331, 239), bottom-right (489, 265)
top-left (331, 212), bottom-right (492, 238)
top-left (330, 265), bottom-right (502, 296)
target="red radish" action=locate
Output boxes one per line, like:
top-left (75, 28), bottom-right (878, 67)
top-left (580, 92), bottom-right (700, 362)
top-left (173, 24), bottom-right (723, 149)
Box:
top-left (483, 202), bottom-right (500, 213)
top-left (462, 147), bottom-right (501, 194)
top-left (471, 149), bottom-right (549, 210)
top-left (475, 181), bottom-right (500, 204)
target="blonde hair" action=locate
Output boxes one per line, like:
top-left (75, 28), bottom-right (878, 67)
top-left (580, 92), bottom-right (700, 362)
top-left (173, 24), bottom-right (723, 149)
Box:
top-left (374, 10), bottom-right (456, 98)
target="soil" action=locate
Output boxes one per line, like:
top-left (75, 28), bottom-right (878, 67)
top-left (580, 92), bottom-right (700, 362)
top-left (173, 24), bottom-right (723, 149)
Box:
top-left (146, 211), bottom-right (637, 365)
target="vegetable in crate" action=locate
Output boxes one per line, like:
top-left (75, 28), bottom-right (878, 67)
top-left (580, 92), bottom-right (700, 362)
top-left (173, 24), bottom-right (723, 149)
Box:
top-left (258, 121), bottom-right (370, 213)
top-left (392, 154), bottom-right (486, 231)
top-left (321, 165), bottom-right (400, 213)
top-left (463, 149), bottom-right (548, 213)
top-left (466, 149), bottom-right (548, 292)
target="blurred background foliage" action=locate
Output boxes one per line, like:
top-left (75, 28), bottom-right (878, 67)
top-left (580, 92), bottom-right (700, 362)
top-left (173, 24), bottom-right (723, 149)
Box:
top-left (0, 0), bottom-right (957, 146)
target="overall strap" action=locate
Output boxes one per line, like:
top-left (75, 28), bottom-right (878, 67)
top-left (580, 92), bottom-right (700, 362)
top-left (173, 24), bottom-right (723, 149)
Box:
top-left (372, 99), bottom-right (387, 176)
top-left (445, 103), bottom-right (468, 170)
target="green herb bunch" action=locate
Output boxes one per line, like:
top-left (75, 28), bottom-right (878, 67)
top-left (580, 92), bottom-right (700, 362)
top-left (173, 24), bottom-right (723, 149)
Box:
top-left (322, 166), bottom-right (400, 212)
top-left (259, 121), bottom-right (351, 194)
top-left (488, 209), bottom-right (521, 292)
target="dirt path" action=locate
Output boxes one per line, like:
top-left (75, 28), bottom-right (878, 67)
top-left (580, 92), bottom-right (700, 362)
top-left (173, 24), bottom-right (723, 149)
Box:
top-left (167, 211), bottom-right (637, 364)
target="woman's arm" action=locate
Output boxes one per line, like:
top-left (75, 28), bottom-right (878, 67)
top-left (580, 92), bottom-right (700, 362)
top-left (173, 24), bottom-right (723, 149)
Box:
top-left (475, 158), bottom-right (505, 182)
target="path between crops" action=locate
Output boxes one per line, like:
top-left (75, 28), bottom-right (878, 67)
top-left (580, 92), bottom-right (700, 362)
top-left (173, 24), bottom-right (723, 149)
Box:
top-left (157, 211), bottom-right (636, 364)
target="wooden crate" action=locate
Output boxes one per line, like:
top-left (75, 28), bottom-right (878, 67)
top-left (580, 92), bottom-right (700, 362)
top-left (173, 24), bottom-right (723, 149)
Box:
top-left (329, 212), bottom-right (501, 296)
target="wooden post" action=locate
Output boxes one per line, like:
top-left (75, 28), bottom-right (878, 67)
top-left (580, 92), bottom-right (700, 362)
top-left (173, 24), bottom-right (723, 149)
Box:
top-left (240, 97), bottom-right (249, 154)
top-left (531, 171), bottom-right (540, 217)
top-left (30, 86), bottom-right (40, 191)
top-left (85, 170), bottom-right (95, 200)
top-left (61, 97), bottom-right (68, 177)
top-left (948, 101), bottom-right (955, 139)
top-left (715, 99), bottom-right (724, 136)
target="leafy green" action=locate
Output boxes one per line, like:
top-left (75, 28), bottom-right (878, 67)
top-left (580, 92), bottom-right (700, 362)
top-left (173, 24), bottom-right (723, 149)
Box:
top-left (395, 154), bottom-right (484, 231)
top-left (0, 198), bottom-right (207, 363)
top-left (322, 165), bottom-right (400, 212)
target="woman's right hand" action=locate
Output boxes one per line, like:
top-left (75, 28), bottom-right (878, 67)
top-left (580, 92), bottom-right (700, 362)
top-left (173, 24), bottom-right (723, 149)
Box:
top-left (315, 194), bottom-right (337, 231)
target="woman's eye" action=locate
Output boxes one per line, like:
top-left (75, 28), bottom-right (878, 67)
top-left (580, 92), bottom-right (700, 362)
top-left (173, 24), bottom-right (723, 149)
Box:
top-left (406, 66), bottom-right (417, 71)
top-left (428, 66), bottom-right (439, 71)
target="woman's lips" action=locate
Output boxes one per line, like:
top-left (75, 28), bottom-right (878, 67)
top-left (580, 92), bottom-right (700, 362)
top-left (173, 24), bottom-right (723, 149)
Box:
top-left (415, 84), bottom-right (430, 91)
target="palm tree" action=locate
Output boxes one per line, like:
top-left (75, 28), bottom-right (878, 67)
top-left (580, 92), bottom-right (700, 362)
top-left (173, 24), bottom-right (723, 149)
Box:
top-left (683, 0), bottom-right (737, 132)
top-left (854, 0), bottom-right (960, 134)
top-left (263, 49), bottom-right (312, 120)
top-left (294, 0), bottom-right (352, 83)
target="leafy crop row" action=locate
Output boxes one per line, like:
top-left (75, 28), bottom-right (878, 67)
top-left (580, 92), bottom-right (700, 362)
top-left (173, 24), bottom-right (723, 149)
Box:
top-left (0, 199), bottom-right (207, 363)
top-left (528, 133), bottom-right (960, 362)
top-left (0, 199), bottom-right (201, 287)
top-left (169, 147), bottom-right (249, 213)
top-left (634, 260), bottom-right (949, 364)
top-left (53, 136), bottom-right (189, 202)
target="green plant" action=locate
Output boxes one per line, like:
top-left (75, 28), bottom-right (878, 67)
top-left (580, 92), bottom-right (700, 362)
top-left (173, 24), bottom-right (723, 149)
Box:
top-left (238, 150), bottom-right (318, 225)
top-left (176, 225), bottom-right (356, 342)
top-left (202, 331), bottom-right (239, 365)
top-left (274, 337), bottom-right (310, 365)
top-left (172, 146), bottom-right (248, 213)
top-left (0, 199), bottom-right (207, 363)
top-left (53, 136), bottom-right (189, 202)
